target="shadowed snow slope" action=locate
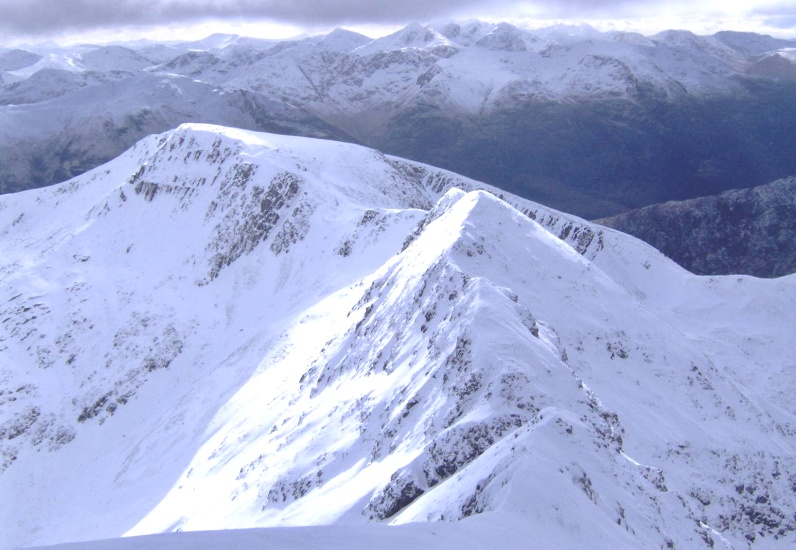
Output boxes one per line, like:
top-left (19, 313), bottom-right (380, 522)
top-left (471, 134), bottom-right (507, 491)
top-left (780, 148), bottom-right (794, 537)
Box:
top-left (1, 124), bottom-right (794, 549)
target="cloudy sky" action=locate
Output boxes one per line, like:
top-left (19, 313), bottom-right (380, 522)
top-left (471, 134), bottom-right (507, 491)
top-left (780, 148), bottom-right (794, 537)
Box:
top-left (1, 0), bottom-right (795, 45)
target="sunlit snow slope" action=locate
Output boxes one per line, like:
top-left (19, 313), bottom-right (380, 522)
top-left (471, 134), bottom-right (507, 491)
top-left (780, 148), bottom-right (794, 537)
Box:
top-left (1, 124), bottom-right (794, 548)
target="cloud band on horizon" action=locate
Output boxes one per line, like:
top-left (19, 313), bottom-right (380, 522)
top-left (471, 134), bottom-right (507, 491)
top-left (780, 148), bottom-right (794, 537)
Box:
top-left (1, 0), bottom-right (794, 42)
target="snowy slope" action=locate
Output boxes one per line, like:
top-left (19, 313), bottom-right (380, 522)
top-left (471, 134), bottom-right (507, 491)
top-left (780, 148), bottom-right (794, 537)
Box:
top-left (1, 124), bottom-right (795, 549)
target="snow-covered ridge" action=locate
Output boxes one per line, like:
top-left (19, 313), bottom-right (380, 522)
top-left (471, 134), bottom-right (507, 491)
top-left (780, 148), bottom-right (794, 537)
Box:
top-left (1, 125), bottom-right (794, 548)
top-left (4, 22), bottom-right (794, 115)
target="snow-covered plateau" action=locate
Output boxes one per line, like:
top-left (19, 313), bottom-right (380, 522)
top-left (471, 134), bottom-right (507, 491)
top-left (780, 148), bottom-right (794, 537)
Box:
top-left (1, 124), bottom-right (794, 548)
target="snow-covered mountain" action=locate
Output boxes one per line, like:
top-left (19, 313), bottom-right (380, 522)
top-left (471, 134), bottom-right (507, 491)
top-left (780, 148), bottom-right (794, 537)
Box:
top-left (2, 124), bottom-right (794, 548)
top-left (2, 22), bottom-right (796, 218)
top-left (0, 72), bottom-right (355, 195)
top-left (0, 49), bottom-right (43, 72)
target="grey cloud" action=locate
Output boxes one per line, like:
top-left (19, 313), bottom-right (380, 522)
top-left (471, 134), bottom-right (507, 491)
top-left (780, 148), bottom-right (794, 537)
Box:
top-left (762, 15), bottom-right (796, 30)
top-left (0, 0), bottom-right (479, 36)
top-left (752, 5), bottom-right (796, 30)
top-left (746, 3), bottom-right (796, 34)
top-left (0, 0), bottom-right (662, 39)
top-left (519, 0), bottom-right (656, 18)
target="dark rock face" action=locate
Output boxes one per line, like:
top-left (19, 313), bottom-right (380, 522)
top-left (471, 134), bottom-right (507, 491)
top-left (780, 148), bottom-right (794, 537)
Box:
top-left (597, 176), bottom-right (796, 277)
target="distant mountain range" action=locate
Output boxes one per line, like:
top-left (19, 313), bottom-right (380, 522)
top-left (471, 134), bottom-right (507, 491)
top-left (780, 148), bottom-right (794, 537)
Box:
top-left (2, 23), bottom-right (795, 220)
top-left (2, 124), bottom-right (794, 548)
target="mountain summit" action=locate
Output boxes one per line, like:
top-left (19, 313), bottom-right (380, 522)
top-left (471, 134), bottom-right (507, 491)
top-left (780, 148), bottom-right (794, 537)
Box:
top-left (1, 125), bottom-right (794, 548)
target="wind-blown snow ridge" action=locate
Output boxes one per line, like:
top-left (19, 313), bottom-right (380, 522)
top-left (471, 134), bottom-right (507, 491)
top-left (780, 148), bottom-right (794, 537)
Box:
top-left (1, 124), bottom-right (795, 549)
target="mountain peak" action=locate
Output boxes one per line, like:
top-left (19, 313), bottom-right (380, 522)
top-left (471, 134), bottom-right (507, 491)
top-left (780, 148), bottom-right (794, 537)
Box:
top-left (352, 23), bottom-right (455, 56)
top-left (429, 19), bottom-right (495, 45)
top-left (318, 28), bottom-right (372, 53)
top-left (474, 22), bottom-right (533, 52)
top-left (0, 48), bottom-right (42, 71)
